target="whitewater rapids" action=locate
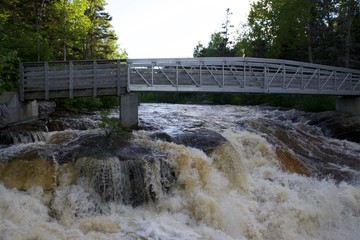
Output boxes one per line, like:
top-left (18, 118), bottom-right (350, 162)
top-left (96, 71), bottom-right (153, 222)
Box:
top-left (0, 104), bottom-right (359, 240)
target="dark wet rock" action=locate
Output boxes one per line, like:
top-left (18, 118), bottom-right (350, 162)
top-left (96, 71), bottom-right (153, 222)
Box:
top-left (52, 133), bottom-right (176, 206)
top-left (115, 142), bottom-right (153, 161)
top-left (149, 129), bottom-right (227, 155)
top-left (272, 124), bottom-right (360, 182)
top-left (1, 129), bottom-right (177, 206)
top-left (80, 154), bottom-right (175, 207)
top-left (307, 111), bottom-right (360, 143)
top-left (171, 128), bottom-right (227, 155)
top-left (38, 101), bottom-right (56, 120)
top-left (51, 132), bottom-right (125, 164)
top-left (149, 132), bottom-right (173, 142)
top-left (244, 115), bottom-right (360, 183)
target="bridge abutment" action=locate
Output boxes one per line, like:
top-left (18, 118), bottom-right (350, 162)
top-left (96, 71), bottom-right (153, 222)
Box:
top-left (120, 94), bottom-right (138, 128)
top-left (0, 92), bottom-right (38, 126)
top-left (336, 96), bottom-right (360, 116)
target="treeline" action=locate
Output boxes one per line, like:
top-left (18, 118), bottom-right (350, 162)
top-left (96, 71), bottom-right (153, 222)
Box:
top-left (0, 0), bottom-right (125, 94)
top-left (196, 0), bottom-right (360, 69)
top-left (184, 0), bottom-right (359, 111)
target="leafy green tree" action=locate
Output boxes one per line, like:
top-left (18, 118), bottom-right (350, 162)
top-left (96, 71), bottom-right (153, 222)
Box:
top-left (0, 4), bottom-right (19, 92)
top-left (0, 0), bottom-right (125, 93)
top-left (337, 0), bottom-right (360, 68)
top-left (194, 32), bottom-right (234, 57)
top-left (83, 0), bottom-right (121, 59)
top-left (52, 0), bottom-right (92, 60)
top-left (193, 9), bottom-right (235, 57)
top-left (239, 0), bottom-right (360, 69)
top-left (238, 0), bottom-right (314, 61)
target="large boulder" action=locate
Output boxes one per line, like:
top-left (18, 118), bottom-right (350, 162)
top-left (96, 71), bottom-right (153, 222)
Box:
top-left (38, 101), bottom-right (56, 120)
top-left (151, 128), bottom-right (227, 155)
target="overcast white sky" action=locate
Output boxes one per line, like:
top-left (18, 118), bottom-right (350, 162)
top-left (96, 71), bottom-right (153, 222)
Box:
top-left (105, 0), bottom-right (252, 59)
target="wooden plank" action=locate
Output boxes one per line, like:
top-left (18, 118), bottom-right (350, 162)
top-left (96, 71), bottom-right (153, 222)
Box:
top-left (48, 65), bottom-right (68, 71)
top-left (23, 66), bottom-right (45, 72)
top-left (94, 63), bottom-right (117, 69)
top-left (24, 71), bottom-right (46, 77)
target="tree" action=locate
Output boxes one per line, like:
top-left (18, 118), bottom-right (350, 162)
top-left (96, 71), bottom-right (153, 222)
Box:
top-left (238, 0), bottom-right (360, 69)
top-left (0, 0), bottom-right (126, 93)
top-left (84, 0), bottom-right (121, 59)
top-left (238, 0), bottom-right (314, 61)
top-left (194, 32), bottom-right (234, 57)
top-left (337, 0), bottom-right (360, 68)
top-left (193, 8), bottom-right (235, 57)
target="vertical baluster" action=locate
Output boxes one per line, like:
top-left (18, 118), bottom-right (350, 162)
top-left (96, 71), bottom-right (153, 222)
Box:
top-left (45, 62), bottom-right (49, 100)
top-left (93, 60), bottom-right (97, 97)
top-left (19, 63), bottom-right (24, 101)
top-left (69, 61), bottom-right (73, 98)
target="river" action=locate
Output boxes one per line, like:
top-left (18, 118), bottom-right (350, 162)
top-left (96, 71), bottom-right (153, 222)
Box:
top-left (0, 103), bottom-right (359, 240)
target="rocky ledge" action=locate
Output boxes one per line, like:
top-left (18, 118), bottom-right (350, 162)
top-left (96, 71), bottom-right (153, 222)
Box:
top-left (307, 111), bottom-right (360, 143)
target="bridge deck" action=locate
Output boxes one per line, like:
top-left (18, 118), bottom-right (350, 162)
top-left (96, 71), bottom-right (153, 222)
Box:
top-left (20, 57), bottom-right (360, 101)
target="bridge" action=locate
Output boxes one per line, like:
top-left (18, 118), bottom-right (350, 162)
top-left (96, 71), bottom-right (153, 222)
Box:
top-left (16, 57), bottom-right (360, 127)
top-left (20, 57), bottom-right (360, 100)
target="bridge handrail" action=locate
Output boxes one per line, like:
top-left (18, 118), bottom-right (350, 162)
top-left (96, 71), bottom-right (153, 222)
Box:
top-left (21, 57), bottom-right (360, 75)
top-left (19, 57), bottom-right (360, 101)
top-left (127, 57), bottom-right (360, 74)
top-left (21, 59), bottom-right (127, 65)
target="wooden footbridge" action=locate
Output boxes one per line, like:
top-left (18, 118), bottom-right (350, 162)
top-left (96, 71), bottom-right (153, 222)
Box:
top-left (20, 57), bottom-right (360, 101)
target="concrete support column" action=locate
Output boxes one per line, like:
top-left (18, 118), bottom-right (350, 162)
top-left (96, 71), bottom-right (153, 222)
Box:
top-left (336, 96), bottom-right (360, 116)
top-left (0, 92), bottom-right (38, 126)
top-left (120, 94), bottom-right (138, 128)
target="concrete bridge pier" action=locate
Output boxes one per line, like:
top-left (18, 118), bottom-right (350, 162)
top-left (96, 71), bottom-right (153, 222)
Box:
top-left (120, 93), bottom-right (138, 128)
top-left (0, 92), bottom-right (38, 126)
top-left (336, 96), bottom-right (360, 116)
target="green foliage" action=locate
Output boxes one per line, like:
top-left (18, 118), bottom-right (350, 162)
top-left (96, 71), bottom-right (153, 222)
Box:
top-left (55, 96), bottom-right (119, 113)
top-left (237, 0), bottom-right (360, 68)
top-left (0, 0), bottom-right (125, 95)
top-left (99, 96), bottom-right (119, 108)
top-left (100, 111), bottom-right (131, 137)
top-left (0, 50), bottom-right (19, 93)
top-left (194, 32), bottom-right (234, 57)
top-left (55, 97), bottom-right (103, 112)
top-left (188, 2), bottom-right (357, 111)
top-left (194, 9), bottom-right (235, 57)
top-left (194, 1), bottom-right (360, 69)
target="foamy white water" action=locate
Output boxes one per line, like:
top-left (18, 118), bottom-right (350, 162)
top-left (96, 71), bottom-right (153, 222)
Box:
top-left (0, 104), bottom-right (359, 240)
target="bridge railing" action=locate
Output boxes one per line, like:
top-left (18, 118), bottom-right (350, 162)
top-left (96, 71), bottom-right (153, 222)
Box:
top-left (20, 59), bottom-right (127, 101)
top-left (20, 57), bottom-right (360, 100)
top-left (127, 57), bottom-right (360, 96)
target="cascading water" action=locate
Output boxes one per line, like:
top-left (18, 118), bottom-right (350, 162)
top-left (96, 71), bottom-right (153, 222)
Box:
top-left (0, 103), bottom-right (359, 240)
